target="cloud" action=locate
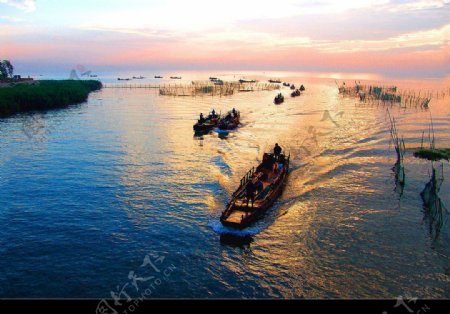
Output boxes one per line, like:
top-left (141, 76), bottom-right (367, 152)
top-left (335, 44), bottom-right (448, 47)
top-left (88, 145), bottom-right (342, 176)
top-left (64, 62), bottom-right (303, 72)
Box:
top-left (383, 0), bottom-right (450, 12)
top-left (0, 0), bottom-right (36, 12)
top-left (0, 15), bottom-right (24, 22)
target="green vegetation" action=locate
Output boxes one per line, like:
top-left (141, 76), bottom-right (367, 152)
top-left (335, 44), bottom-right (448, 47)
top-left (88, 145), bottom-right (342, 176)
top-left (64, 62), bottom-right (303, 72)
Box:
top-left (0, 80), bottom-right (102, 117)
top-left (414, 148), bottom-right (450, 162)
top-left (413, 115), bottom-right (450, 161)
top-left (0, 60), bottom-right (14, 79)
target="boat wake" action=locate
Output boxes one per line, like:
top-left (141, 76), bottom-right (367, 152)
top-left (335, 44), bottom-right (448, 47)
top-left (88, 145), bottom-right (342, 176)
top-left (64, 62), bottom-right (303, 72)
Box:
top-left (208, 219), bottom-right (264, 237)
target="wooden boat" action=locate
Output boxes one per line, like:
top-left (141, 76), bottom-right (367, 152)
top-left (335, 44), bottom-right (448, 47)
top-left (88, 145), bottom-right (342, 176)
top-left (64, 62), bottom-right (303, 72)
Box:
top-left (170, 76), bottom-right (182, 79)
top-left (193, 112), bottom-right (220, 132)
top-left (282, 82), bottom-right (290, 87)
top-left (291, 89), bottom-right (301, 97)
top-left (220, 152), bottom-right (290, 229)
top-left (218, 110), bottom-right (240, 130)
top-left (133, 76), bottom-right (145, 79)
top-left (154, 76), bottom-right (163, 78)
top-left (299, 84), bottom-right (305, 91)
top-left (117, 78), bottom-right (130, 81)
top-left (209, 77), bottom-right (218, 81)
top-left (290, 84), bottom-right (296, 90)
top-left (274, 93), bottom-right (284, 104)
top-left (268, 79), bottom-right (281, 83)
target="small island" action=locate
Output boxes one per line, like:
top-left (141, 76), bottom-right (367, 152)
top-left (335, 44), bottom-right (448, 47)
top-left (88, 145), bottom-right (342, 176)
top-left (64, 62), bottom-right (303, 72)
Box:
top-left (0, 60), bottom-right (102, 117)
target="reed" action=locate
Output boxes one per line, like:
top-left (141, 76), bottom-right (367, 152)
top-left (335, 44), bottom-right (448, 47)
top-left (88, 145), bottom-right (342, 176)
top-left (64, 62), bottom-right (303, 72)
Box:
top-left (421, 164), bottom-right (447, 239)
top-left (387, 109), bottom-right (406, 187)
top-left (0, 80), bottom-right (102, 117)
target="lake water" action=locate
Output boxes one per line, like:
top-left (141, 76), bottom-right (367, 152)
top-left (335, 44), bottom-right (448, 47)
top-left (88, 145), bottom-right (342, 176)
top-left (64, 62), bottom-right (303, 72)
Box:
top-left (0, 71), bottom-right (449, 298)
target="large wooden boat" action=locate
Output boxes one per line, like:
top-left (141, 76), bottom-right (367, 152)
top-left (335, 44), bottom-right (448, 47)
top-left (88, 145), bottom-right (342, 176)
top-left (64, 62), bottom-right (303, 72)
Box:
top-left (193, 112), bottom-right (220, 132)
top-left (218, 110), bottom-right (240, 130)
top-left (220, 152), bottom-right (290, 229)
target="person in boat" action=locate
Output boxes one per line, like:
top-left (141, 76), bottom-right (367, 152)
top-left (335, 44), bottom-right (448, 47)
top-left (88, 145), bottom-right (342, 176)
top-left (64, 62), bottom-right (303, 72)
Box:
top-left (199, 113), bottom-right (205, 124)
top-left (255, 178), bottom-right (263, 195)
top-left (246, 180), bottom-right (256, 208)
top-left (211, 109), bottom-right (216, 118)
top-left (232, 108), bottom-right (237, 117)
top-left (277, 154), bottom-right (285, 172)
top-left (274, 143), bottom-right (282, 161)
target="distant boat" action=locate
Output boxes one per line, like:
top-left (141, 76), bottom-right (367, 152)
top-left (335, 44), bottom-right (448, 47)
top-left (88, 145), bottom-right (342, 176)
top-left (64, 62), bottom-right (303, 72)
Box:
top-left (214, 79), bottom-right (224, 85)
top-left (268, 79), bottom-right (281, 83)
top-left (209, 77), bottom-right (218, 81)
top-left (283, 82), bottom-right (290, 87)
top-left (154, 76), bottom-right (163, 78)
top-left (193, 111), bottom-right (221, 133)
top-left (299, 84), bottom-right (305, 91)
top-left (89, 75), bottom-right (98, 78)
top-left (133, 76), bottom-right (145, 79)
top-left (117, 78), bottom-right (131, 81)
top-left (290, 84), bottom-right (296, 90)
top-left (239, 79), bottom-right (256, 83)
top-left (274, 93), bottom-right (284, 104)
top-left (170, 76), bottom-right (182, 79)
top-left (218, 109), bottom-right (240, 131)
top-left (291, 89), bottom-right (301, 97)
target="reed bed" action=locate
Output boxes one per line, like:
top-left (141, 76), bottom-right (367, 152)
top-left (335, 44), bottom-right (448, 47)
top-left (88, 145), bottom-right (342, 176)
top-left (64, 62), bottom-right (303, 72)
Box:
top-left (159, 81), bottom-right (279, 97)
top-left (337, 81), bottom-right (448, 108)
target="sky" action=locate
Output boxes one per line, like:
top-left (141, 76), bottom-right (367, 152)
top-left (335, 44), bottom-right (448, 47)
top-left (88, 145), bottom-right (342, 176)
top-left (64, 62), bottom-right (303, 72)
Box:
top-left (0, 0), bottom-right (449, 78)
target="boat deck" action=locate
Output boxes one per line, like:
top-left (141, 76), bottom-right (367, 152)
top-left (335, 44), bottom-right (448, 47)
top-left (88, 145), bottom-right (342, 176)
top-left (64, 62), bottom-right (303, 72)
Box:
top-left (223, 210), bottom-right (248, 224)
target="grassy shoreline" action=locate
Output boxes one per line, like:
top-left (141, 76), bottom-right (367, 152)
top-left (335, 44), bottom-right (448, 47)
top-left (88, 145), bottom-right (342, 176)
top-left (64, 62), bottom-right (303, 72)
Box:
top-left (0, 80), bottom-right (102, 117)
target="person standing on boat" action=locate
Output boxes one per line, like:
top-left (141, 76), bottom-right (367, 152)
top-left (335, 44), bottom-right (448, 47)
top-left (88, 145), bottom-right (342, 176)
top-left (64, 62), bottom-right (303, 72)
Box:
top-left (211, 109), bottom-right (216, 118)
top-left (199, 113), bottom-right (205, 124)
top-left (246, 180), bottom-right (256, 208)
top-left (274, 143), bottom-right (282, 161)
top-left (232, 108), bottom-right (237, 117)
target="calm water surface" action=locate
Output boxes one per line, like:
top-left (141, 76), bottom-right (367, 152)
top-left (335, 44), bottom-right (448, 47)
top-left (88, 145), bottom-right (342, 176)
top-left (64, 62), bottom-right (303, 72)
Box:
top-left (0, 72), bottom-right (449, 298)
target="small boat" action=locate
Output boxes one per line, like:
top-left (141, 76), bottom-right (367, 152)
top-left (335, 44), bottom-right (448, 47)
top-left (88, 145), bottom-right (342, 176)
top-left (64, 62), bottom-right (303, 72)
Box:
top-left (170, 76), bottom-right (182, 79)
top-left (274, 93), bottom-right (284, 104)
top-left (290, 84), bottom-right (295, 90)
top-left (193, 111), bottom-right (221, 132)
top-left (218, 110), bottom-right (240, 131)
top-left (214, 79), bottom-right (224, 85)
top-left (89, 75), bottom-right (98, 78)
top-left (299, 84), bottom-right (305, 91)
top-left (117, 78), bottom-right (131, 81)
top-left (220, 152), bottom-right (290, 229)
top-left (291, 89), bottom-right (301, 97)
top-left (282, 82), bottom-right (290, 87)
top-left (154, 76), bottom-right (163, 78)
top-left (133, 76), bottom-right (145, 79)
top-left (209, 77), bottom-right (218, 81)
top-left (239, 79), bottom-right (256, 83)
top-left (268, 79), bottom-right (281, 83)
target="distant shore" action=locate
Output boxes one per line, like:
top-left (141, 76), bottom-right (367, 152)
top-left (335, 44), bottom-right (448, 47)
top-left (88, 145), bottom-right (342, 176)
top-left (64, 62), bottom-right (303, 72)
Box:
top-left (0, 80), bottom-right (102, 117)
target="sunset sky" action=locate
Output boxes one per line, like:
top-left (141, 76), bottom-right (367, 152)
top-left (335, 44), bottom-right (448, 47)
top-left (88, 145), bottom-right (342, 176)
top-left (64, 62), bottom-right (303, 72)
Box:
top-left (1, 0), bottom-right (449, 78)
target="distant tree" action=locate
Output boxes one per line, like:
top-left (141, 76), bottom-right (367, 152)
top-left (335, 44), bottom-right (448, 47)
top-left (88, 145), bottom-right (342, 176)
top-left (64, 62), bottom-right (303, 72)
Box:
top-left (0, 60), bottom-right (14, 79)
